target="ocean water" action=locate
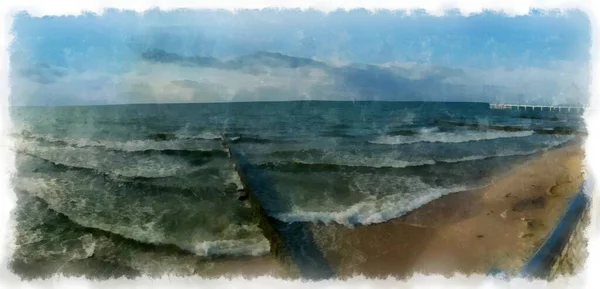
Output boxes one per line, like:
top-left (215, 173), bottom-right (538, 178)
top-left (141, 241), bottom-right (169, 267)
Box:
top-left (8, 101), bottom-right (584, 276)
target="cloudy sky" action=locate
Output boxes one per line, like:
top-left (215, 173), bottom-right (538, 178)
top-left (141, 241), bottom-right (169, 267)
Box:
top-left (9, 9), bottom-right (591, 106)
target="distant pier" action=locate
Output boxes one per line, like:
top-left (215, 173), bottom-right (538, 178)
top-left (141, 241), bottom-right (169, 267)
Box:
top-left (489, 103), bottom-right (588, 113)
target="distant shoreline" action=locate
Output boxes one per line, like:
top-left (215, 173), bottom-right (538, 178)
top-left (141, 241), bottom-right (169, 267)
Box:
top-left (10, 99), bottom-right (587, 109)
top-left (9, 100), bottom-right (494, 108)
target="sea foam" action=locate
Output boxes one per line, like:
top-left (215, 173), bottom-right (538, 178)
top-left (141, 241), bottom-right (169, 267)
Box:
top-left (274, 178), bottom-right (480, 226)
top-left (12, 175), bottom-right (271, 257)
top-left (14, 131), bottom-right (227, 152)
top-left (13, 140), bottom-right (202, 178)
top-left (369, 129), bottom-right (535, 145)
top-left (262, 135), bottom-right (575, 170)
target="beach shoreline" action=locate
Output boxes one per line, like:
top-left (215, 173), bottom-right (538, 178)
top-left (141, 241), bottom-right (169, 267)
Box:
top-left (8, 135), bottom-right (586, 280)
top-left (308, 138), bottom-right (586, 279)
top-left (151, 137), bottom-right (587, 280)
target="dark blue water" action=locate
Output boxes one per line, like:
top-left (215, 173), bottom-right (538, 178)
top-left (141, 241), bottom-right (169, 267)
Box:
top-left (8, 101), bottom-right (584, 275)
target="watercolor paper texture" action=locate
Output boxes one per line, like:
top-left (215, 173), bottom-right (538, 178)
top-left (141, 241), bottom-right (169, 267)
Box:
top-left (6, 9), bottom-right (592, 281)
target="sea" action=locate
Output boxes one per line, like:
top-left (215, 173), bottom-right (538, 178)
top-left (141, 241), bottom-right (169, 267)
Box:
top-left (8, 101), bottom-right (585, 277)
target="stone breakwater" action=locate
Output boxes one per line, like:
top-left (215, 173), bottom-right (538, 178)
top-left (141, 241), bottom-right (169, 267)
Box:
top-left (221, 138), bottom-right (303, 279)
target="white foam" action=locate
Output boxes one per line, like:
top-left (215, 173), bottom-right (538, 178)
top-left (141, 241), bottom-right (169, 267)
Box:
top-left (441, 136), bottom-right (575, 163)
top-left (193, 238), bottom-right (271, 257)
top-left (369, 130), bottom-right (535, 145)
top-left (12, 176), bottom-right (271, 257)
top-left (13, 140), bottom-right (197, 178)
top-left (274, 178), bottom-right (479, 226)
top-left (418, 127), bottom-right (439, 134)
top-left (176, 131), bottom-right (223, 140)
top-left (291, 158), bottom-right (436, 168)
top-left (271, 135), bottom-right (576, 226)
top-left (173, 124), bottom-right (230, 140)
top-left (287, 135), bottom-right (575, 168)
top-left (15, 132), bottom-right (222, 152)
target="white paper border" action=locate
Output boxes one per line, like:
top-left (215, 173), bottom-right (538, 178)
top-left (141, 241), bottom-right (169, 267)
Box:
top-left (0, 1), bottom-right (597, 288)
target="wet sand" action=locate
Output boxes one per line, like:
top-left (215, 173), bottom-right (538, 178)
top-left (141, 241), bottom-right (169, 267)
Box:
top-left (309, 141), bottom-right (585, 279)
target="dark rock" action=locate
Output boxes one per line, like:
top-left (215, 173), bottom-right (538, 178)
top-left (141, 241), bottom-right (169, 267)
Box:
top-left (237, 190), bottom-right (249, 201)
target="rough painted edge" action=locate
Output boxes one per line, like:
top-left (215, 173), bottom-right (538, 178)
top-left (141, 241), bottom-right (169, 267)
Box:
top-left (549, 203), bottom-right (590, 279)
top-left (518, 182), bottom-right (590, 279)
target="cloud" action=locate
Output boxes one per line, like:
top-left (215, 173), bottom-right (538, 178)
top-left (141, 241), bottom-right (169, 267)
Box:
top-left (441, 61), bottom-right (589, 105)
top-left (10, 64), bottom-right (122, 106)
top-left (16, 64), bottom-right (70, 84)
top-left (9, 11), bottom-right (590, 106)
top-left (118, 60), bottom-right (337, 103)
top-left (9, 51), bottom-right (589, 106)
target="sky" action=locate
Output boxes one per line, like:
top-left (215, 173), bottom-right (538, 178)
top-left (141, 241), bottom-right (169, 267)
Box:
top-left (9, 9), bottom-right (592, 106)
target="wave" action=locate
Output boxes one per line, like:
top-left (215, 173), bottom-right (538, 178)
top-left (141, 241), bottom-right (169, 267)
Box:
top-left (319, 130), bottom-right (358, 138)
top-left (12, 193), bottom-right (270, 278)
top-left (16, 131), bottom-right (228, 153)
top-left (274, 178), bottom-right (482, 226)
top-left (13, 141), bottom-right (229, 179)
top-left (386, 126), bottom-right (440, 136)
top-left (369, 130), bottom-right (535, 145)
top-left (435, 120), bottom-right (585, 135)
top-left (259, 159), bottom-right (435, 173)
top-left (329, 123), bottom-right (352, 130)
top-left (259, 136), bottom-right (575, 172)
top-left (229, 135), bottom-right (275, 144)
top-left (418, 127), bottom-right (439, 134)
top-left (267, 149), bottom-right (324, 158)
top-left (386, 129), bottom-right (418, 136)
top-left (517, 114), bottom-right (562, 121)
top-left (440, 149), bottom-right (544, 164)
top-left (12, 175), bottom-right (271, 258)
top-left (258, 151), bottom-right (526, 173)
top-left (190, 238), bottom-right (271, 257)
top-left (434, 135), bottom-right (574, 163)
top-left (147, 131), bottom-right (223, 141)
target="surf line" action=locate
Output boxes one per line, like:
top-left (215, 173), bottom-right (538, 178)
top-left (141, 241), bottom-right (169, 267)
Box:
top-left (220, 135), bottom-right (336, 280)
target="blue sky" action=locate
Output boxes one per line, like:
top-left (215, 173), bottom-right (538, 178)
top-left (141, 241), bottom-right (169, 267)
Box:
top-left (9, 9), bottom-right (591, 106)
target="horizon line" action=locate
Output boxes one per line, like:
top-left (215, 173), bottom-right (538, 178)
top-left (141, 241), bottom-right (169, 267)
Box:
top-left (11, 99), bottom-right (496, 108)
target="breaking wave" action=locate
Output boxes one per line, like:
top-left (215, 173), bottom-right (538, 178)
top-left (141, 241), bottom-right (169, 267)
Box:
top-left (12, 175), bottom-right (270, 257)
top-left (369, 129), bottom-right (535, 145)
top-left (259, 135), bottom-right (575, 172)
top-left (13, 140), bottom-right (229, 179)
top-left (15, 131), bottom-right (227, 152)
top-left (274, 178), bottom-right (482, 226)
top-left (147, 131), bottom-right (223, 141)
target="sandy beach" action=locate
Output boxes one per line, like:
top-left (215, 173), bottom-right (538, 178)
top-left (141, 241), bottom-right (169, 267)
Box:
top-left (308, 139), bottom-right (586, 279)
